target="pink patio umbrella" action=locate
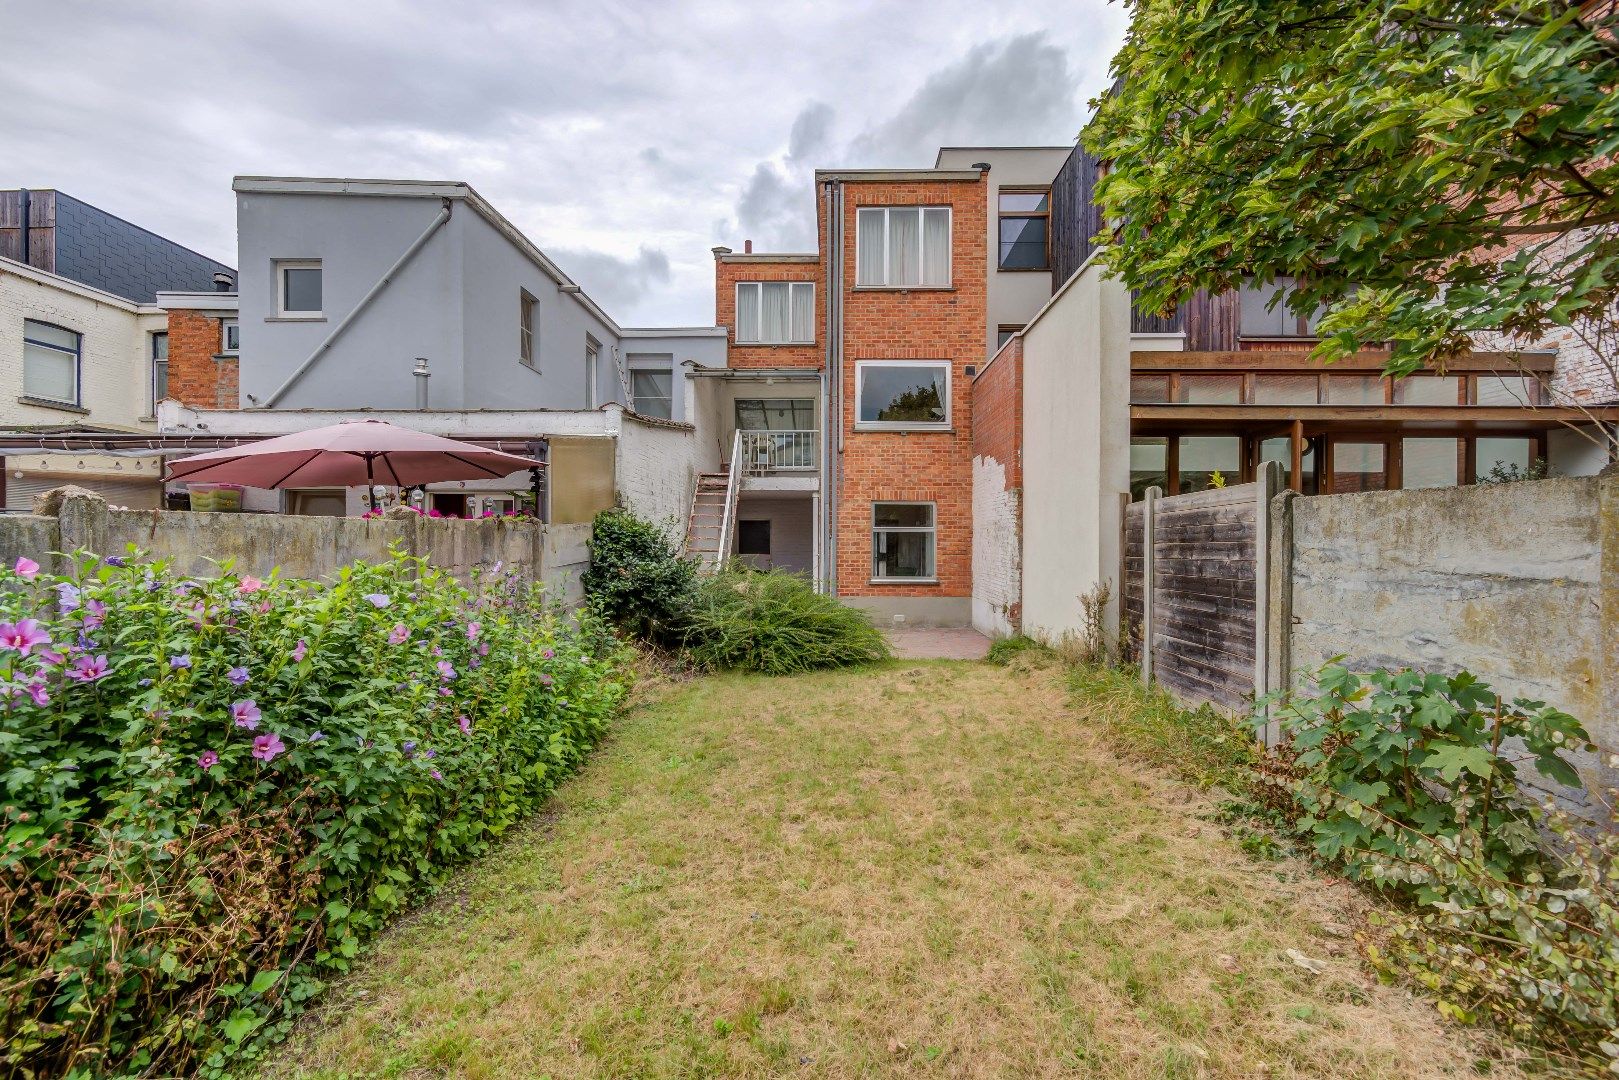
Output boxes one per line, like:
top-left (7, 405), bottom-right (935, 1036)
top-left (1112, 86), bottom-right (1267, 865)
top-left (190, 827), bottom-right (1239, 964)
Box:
top-left (164, 419), bottom-right (544, 511)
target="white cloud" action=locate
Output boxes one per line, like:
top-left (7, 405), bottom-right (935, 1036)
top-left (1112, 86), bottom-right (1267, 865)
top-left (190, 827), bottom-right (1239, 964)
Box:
top-left (0, 1), bottom-right (1126, 325)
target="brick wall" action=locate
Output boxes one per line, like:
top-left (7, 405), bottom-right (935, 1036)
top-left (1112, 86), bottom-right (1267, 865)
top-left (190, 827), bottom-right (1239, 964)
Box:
top-left (827, 175), bottom-right (988, 600)
top-left (970, 336), bottom-right (1023, 635)
top-left (713, 256), bottom-right (824, 370)
top-left (164, 308), bottom-right (239, 409)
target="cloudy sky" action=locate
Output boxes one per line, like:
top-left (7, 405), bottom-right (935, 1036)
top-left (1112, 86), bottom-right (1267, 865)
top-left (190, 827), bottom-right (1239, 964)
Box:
top-left (2, 1), bottom-right (1127, 326)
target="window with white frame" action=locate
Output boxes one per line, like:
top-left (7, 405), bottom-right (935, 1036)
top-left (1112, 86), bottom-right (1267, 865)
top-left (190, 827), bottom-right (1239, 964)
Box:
top-left (519, 289), bottom-right (538, 368)
top-left (151, 331), bottom-right (169, 412)
top-left (22, 319), bottom-right (81, 406)
top-left (872, 502), bottom-right (936, 581)
top-left (855, 206), bottom-right (951, 288)
top-left (275, 260), bottom-right (323, 317)
top-left (735, 281), bottom-right (814, 344)
top-left (220, 319), bottom-right (239, 355)
top-left (629, 355), bottom-right (674, 419)
top-left (854, 360), bottom-right (949, 429)
top-left (585, 336), bottom-right (601, 408)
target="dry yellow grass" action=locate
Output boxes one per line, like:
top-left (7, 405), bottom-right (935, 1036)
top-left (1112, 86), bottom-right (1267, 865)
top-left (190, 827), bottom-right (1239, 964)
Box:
top-left (262, 659), bottom-right (1527, 1079)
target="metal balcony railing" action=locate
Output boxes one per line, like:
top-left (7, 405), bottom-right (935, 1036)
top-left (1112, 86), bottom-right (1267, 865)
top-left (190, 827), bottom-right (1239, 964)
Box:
top-left (737, 430), bottom-right (817, 474)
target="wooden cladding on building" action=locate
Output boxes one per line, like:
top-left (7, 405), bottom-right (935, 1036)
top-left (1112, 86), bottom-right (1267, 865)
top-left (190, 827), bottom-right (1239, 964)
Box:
top-left (0, 189), bottom-right (55, 271)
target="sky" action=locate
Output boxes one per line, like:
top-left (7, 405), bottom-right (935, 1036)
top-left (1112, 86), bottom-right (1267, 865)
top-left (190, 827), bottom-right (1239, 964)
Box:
top-left (1, 1), bottom-right (1128, 326)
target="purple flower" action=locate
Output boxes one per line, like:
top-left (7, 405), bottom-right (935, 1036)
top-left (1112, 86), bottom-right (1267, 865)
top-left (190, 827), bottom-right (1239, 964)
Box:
top-left (402, 740), bottom-right (417, 759)
top-left (227, 666), bottom-right (250, 686)
top-left (198, 749), bottom-right (219, 770)
top-left (424, 748), bottom-right (436, 759)
top-left (430, 768), bottom-right (443, 781)
top-left (466, 621), bottom-right (482, 642)
top-left (438, 687), bottom-right (452, 697)
top-left (541, 648), bottom-right (555, 660)
top-left (13, 557), bottom-right (39, 578)
top-left (170, 654), bottom-right (191, 670)
top-left (55, 582), bottom-right (80, 612)
top-left (230, 700), bottom-right (261, 729)
top-left (104, 555), bottom-right (125, 568)
top-left (387, 623), bottom-right (410, 645)
top-left (364, 593), bottom-right (391, 608)
top-left (307, 730), bottom-right (326, 742)
top-left (251, 733), bottom-right (286, 762)
top-left (540, 673), bottom-right (554, 687)
top-left (65, 654), bottom-right (110, 682)
top-left (469, 657), bottom-right (481, 670)
top-left (478, 642), bottom-right (489, 657)
top-left (137, 677), bottom-right (153, 688)
top-left (457, 715), bottom-right (472, 734)
top-left (0, 619), bottom-right (52, 657)
top-left (24, 681), bottom-right (49, 707)
top-left (291, 638), bottom-right (308, 662)
top-left (436, 660), bottom-right (456, 681)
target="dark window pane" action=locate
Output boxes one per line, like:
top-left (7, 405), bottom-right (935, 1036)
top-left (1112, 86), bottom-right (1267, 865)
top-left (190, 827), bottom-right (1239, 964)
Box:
top-left (873, 531), bottom-right (934, 578)
top-left (283, 267), bottom-right (322, 312)
top-left (736, 520), bottom-right (770, 555)
top-left (1324, 374), bottom-right (1383, 404)
top-left (1251, 374), bottom-right (1318, 405)
top-left (873, 503), bottom-right (932, 528)
top-left (1394, 376), bottom-right (1460, 405)
top-left (1174, 374), bottom-right (1242, 404)
top-left (859, 364), bottom-right (947, 424)
top-left (1130, 375), bottom-right (1169, 403)
top-left (1331, 441), bottom-right (1388, 492)
top-left (998, 191), bottom-right (1049, 213)
top-left (151, 332), bottom-right (169, 360)
top-left (997, 217), bottom-right (1048, 269)
top-left (1403, 438), bottom-right (1459, 489)
top-left (1130, 437), bottom-right (1167, 499)
top-left (996, 328), bottom-right (1016, 351)
top-left (1176, 436), bottom-right (1241, 492)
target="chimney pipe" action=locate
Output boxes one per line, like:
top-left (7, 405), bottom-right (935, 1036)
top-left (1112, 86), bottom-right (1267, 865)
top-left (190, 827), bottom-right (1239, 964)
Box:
top-left (212, 271), bottom-right (234, 292)
top-left (744, 239), bottom-right (753, 253)
top-left (413, 357), bottom-right (431, 409)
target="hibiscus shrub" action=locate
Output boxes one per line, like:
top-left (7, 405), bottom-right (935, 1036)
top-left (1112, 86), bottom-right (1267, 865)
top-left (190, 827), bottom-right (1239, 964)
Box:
top-left (0, 548), bottom-right (629, 1078)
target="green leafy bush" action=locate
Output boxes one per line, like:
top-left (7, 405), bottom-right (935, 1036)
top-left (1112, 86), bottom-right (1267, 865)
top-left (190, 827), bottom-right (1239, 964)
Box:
top-left (682, 568), bottom-right (889, 675)
top-left (1258, 665), bottom-right (1618, 1071)
top-left (581, 507), bottom-right (696, 642)
top-left (0, 549), bottom-right (628, 1077)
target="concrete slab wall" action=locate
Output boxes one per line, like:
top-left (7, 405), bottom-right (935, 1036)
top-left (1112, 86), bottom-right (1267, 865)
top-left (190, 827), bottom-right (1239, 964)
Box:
top-left (0, 491), bottom-right (591, 603)
top-left (1281, 471), bottom-right (1617, 801)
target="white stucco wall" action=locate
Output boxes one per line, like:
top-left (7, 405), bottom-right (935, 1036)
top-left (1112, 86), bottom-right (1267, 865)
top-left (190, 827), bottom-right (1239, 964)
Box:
top-left (971, 453), bottom-right (1021, 637)
top-left (1019, 260), bottom-right (1132, 641)
top-left (614, 410), bottom-right (699, 539)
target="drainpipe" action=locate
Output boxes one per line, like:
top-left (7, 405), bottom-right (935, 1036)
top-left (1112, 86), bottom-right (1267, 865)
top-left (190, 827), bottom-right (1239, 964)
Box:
top-left (413, 357), bottom-right (431, 408)
top-left (254, 198), bottom-right (453, 407)
top-left (822, 178), bottom-right (845, 595)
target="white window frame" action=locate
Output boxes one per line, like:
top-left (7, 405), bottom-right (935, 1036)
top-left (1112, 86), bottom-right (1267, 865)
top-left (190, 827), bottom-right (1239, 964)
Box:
top-left (734, 281), bottom-right (815, 344)
top-left (855, 206), bottom-right (952, 288)
top-left (274, 259), bottom-right (323, 318)
top-left (22, 319), bottom-right (82, 407)
top-left (853, 359), bottom-right (951, 431)
top-left (519, 289), bottom-right (538, 370)
top-left (871, 501), bottom-right (937, 583)
top-left (220, 318), bottom-right (239, 355)
top-left (629, 357), bottom-right (674, 420)
top-left (585, 335), bottom-right (601, 408)
top-left (150, 330), bottom-right (169, 413)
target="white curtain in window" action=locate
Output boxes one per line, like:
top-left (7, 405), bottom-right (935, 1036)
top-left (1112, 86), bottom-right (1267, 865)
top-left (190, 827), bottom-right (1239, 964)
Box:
top-left (857, 209), bottom-right (886, 286)
top-left (760, 282), bottom-right (791, 342)
top-left (23, 342), bottom-right (75, 402)
top-left (888, 208), bottom-right (920, 286)
top-left (922, 208), bottom-right (950, 286)
top-left (790, 283), bottom-right (813, 341)
top-left (737, 283), bottom-right (761, 342)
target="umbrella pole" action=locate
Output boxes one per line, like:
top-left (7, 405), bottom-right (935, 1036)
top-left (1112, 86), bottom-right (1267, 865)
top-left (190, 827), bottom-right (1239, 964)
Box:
top-left (365, 454), bottom-right (379, 513)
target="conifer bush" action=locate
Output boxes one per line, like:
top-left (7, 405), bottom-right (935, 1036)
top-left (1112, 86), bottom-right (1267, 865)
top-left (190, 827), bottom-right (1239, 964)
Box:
top-left (682, 567), bottom-right (889, 675)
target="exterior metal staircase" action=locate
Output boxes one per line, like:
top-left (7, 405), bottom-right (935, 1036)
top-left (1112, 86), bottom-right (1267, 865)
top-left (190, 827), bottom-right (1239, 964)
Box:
top-left (685, 431), bottom-right (742, 571)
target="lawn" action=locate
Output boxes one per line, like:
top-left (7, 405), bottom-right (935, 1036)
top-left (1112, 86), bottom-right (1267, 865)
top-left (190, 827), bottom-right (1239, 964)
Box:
top-left (263, 658), bottom-right (1522, 1079)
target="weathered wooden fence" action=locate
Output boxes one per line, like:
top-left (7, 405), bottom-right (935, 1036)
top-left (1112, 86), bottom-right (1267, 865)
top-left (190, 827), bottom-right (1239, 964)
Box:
top-left (1122, 463), bottom-right (1283, 712)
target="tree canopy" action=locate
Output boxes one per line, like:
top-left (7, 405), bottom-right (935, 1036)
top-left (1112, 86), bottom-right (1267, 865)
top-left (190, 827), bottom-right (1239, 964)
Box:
top-left (1086, 0), bottom-right (1619, 376)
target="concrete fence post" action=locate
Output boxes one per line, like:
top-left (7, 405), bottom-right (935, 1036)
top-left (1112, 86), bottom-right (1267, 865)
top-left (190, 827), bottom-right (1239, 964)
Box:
top-left (1252, 462), bottom-right (1282, 743)
top-left (1263, 485), bottom-right (1298, 749)
top-left (56, 491), bottom-right (110, 563)
top-left (1141, 485), bottom-right (1161, 684)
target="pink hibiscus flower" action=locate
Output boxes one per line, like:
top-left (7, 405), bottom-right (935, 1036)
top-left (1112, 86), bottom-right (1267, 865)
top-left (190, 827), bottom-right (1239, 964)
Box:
top-left (0, 619), bottom-right (52, 656)
top-left (230, 700), bottom-right (261, 729)
top-left (251, 733), bottom-right (286, 762)
top-left (13, 557), bottom-right (39, 578)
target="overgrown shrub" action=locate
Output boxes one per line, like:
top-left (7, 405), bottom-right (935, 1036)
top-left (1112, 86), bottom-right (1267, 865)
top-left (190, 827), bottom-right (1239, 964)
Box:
top-left (682, 568), bottom-right (889, 675)
top-left (581, 507), bottom-right (696, 642)
top-left (1259, 665), bottom-right (1618, 1072)
top-left (985, 635), bottom-right (1049, 666)
top-left (0, 549), bottom-right (629, 1078)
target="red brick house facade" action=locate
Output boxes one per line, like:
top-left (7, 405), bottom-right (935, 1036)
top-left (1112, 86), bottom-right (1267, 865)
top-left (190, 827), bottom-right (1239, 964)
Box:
top-left (161, 307), bottom-right (239, 409)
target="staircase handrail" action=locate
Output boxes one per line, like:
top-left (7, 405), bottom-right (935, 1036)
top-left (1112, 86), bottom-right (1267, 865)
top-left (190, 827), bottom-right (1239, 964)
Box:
top-left (716, 429), bottom-right (744, 570)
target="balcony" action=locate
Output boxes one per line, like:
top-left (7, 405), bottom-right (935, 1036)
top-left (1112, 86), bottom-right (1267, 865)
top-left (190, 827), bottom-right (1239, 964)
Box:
top-left (733, 430), bottom-right (818, 491)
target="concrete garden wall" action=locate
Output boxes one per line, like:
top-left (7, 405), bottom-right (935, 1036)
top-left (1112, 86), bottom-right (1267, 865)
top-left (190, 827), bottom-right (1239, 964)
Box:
top-left (0, 489), bottom-right (591, 604)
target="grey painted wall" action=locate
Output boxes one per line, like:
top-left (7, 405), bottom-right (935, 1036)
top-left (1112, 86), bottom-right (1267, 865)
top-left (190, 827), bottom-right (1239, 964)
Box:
top-left (49, 192), bottom-right (235, 302)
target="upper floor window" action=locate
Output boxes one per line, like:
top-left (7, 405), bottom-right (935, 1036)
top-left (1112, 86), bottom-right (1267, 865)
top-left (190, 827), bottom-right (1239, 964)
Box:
top-left (275, 260), bottom-right (323, 317)
top-left (519, 290), bottom-right (538, 369)
top-left (629, 355), bottom-right (674, 419)
top-left (1238, 278), bottom-right (1327, 338)
top-left (220, 319), bottom-right (239, 355)
top-left (735, 281), bottom-right (814, 344)
top-left (855, 207), bottom-right (951, 288)
top-left (22, 319), bottom-right (80, 406)
top-left (855, 360), bottom-right (949, 429)
top-left (151, 331), bottom-right (169, 412)
top-left (585, 335), bottom-right (600, 408)
top-left (998, 188), bottom-right (1050, 270)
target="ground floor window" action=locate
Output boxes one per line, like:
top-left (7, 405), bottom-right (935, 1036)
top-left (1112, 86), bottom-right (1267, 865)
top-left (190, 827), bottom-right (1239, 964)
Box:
top-left (872, 502), bottom-right (935, 580)
top-left (737, 519), bottom-right (770, 556)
